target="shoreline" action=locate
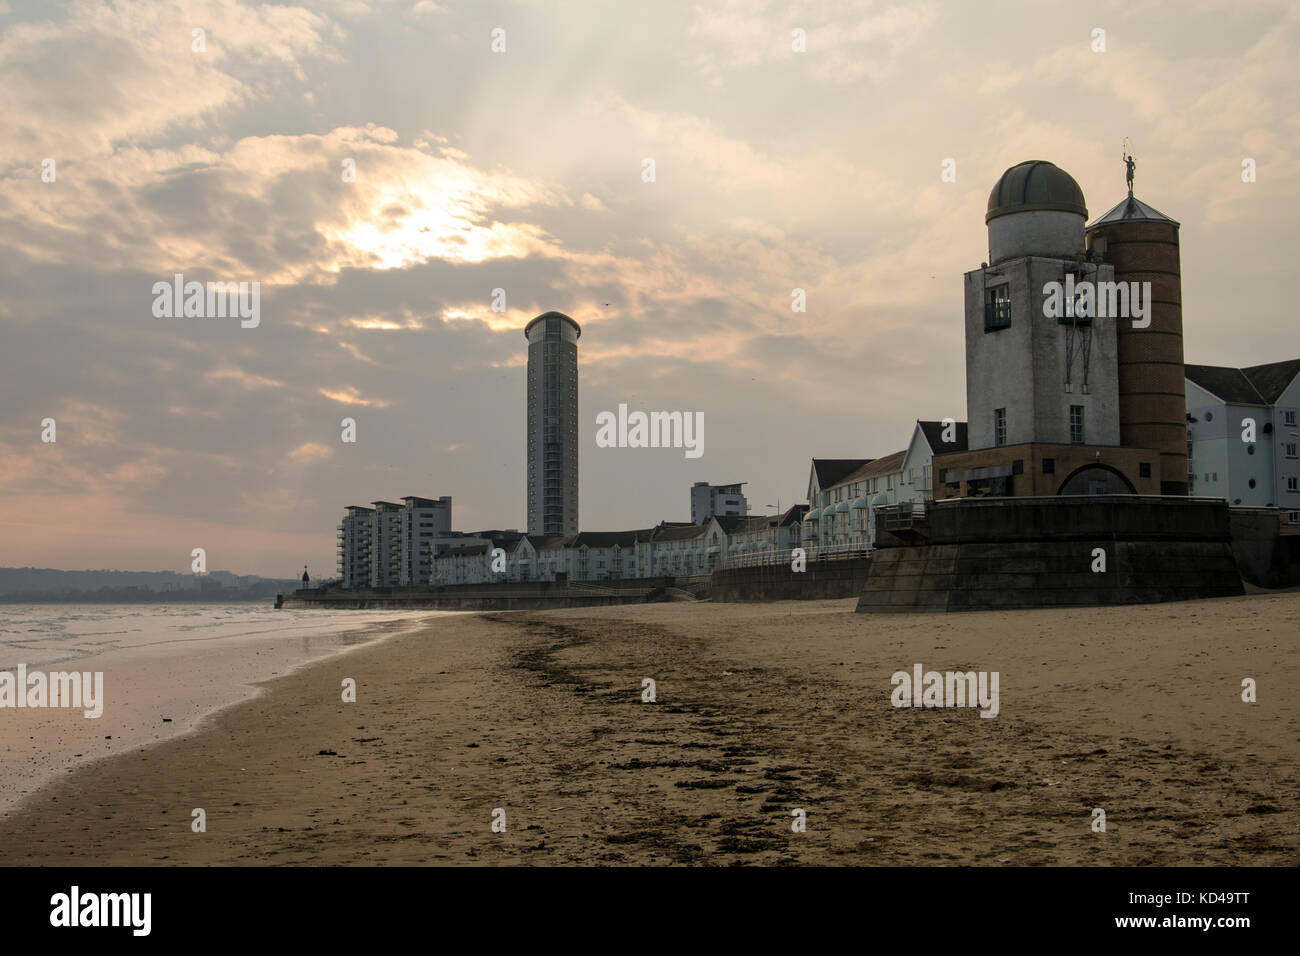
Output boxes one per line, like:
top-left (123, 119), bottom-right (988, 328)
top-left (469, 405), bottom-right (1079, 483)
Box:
top-left (0, 594), bottom-right (1296, 865)
top-left (0, 607), bottom-right (452, 817)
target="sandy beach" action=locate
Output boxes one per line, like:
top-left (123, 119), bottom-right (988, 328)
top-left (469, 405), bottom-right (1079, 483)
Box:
top-left (0, 594), bottom-right (1296, 866)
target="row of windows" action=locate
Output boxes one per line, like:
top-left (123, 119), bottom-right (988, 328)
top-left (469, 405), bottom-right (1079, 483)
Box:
top-left (992, 407), bottom-right (1085, 445)
top-left (1194, 472), bottom-right (1300, 492)
top-left (984, 283), bottom-right (1101, 330)
top-left (826, 473), bottom-right (895, 505)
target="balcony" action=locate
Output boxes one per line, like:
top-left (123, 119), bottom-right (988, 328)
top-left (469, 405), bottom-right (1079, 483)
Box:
top-left (984, 299), bottom-right (1011, 332)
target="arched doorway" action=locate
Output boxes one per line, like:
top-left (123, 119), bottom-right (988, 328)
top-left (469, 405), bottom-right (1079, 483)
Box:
top-left (1056, 464), bottom-right (1136, 496)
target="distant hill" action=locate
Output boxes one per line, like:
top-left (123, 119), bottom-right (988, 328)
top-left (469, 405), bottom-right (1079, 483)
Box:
top-left (0, 567), bottom-right (306, 603)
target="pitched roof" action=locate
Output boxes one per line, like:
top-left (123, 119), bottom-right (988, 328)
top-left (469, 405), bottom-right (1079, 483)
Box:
top-left (812, 459), bottom-right (871, 488)
top-left (778, 503), bottom-right (809, 526)
top-left (710, 515), bottom-right (749, 533)
top-left (1186, 364), bottom-right (1267, 404)
top-left (858, 450), bottom-right (907, 479)
top-left (527, 535), bottom-right (573, 552)
top-left (570, 530), bottom-right (638, 548)
top-left (724, 515), bottom-right (779, 534)
top-left (1086, 194), bottom-right (1179, 228)
top-left (434, 544), bottom-right (488, 558)
top-left (917, 420), bottom-right (969, 453)
top-left (1243, 359), bottom-right (1300, 404)
top-left (653, 524), bottom-right (708, 541)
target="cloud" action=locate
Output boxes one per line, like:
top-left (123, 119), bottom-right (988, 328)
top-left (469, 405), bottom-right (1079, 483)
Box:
top-left (688, 0), bottom-right (940, 84)
top-left (0, 125), bottom-right (570, 285)
top-left (318, 386), bottom-right (391, 407)
top-left (205, 367), bottom-right (284, 390)
top-left (286, 441), bottom-right (334, 463)
top-left (0, 0), bottom-right (336, 168)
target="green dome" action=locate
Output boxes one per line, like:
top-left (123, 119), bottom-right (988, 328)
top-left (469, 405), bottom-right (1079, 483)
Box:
top-left (986, 161), bottom-right (1087, 223)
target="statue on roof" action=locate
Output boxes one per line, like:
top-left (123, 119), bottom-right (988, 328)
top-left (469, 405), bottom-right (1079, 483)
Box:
top-left (1122, 139), bottom-right (1136, 196)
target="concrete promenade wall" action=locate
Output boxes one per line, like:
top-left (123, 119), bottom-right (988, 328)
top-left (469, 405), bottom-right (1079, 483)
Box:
top-left (858, 497), bottom-right (1244, 613)
top-left (711, 558), bottom-right (870, 602)
top-left (1228, 509), bottom-right (1300, 588)
top-left (280, 574), bottom-right (710, 610)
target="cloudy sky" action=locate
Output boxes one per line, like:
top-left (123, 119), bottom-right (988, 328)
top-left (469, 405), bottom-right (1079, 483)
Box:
top-left (0, 0), bottom-right (1295, 577)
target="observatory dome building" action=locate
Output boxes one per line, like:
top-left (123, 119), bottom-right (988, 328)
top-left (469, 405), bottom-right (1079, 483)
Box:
top-left (933, 160), bottom-right (1172, 498)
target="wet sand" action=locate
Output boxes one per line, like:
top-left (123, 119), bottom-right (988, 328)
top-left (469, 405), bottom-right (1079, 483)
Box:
top-left (0, 594), bottom-right (1296, 865)
top-left (0, 607), bottom-right (446, 815)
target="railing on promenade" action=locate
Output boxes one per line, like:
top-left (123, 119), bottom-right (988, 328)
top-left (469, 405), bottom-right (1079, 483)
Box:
top-left (715, 544), bottom-right (870, 571)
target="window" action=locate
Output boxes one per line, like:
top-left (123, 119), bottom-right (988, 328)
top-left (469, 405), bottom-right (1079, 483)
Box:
top-left (994, 408), bottom-right (1007, 447)
top-left (1285, 411), bottom-right (1297, 426)
top-left (1139, 462), bottom-right (1151, 478)
top-left (1288, 478), bottom-right (1299, 492)
top-left (985, 285), bottom-right (1011, 331)
top-left (1286, 443), bottom-right (1297, 459)
top-left (1070, 405), bottom-right (1085, 444)
top-left (1060, 273), bottom-right (1094, 325)
top-left (1042, 457), bottom-right (1055, 474)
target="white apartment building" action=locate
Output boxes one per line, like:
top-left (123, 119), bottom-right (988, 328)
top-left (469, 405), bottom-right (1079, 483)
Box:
top-left (690, 481), bottom-right (748, 523)
top-left (712, 506), bottom-right (807, 560)
top-left (901, 420), bottom-right (969, 504)
top-left (1185, 360), bottom-right (1300, 518)
top-left (806, 454), bottom-right (905, 551)
top-left (368, 501), bottom-right (404, 586)
top-left (644, 523), bottom-right (713, 577)
top-left (336, 505), bottom-right (373, 588)
top-left (399, 495), bottom-right (452, 585)
top-left (802, 423), bottom-right (968, 554)
top-left (337, 496), bottom-right (454, 588)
